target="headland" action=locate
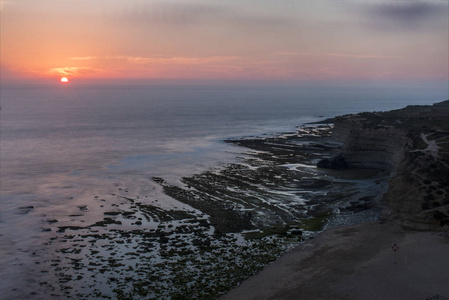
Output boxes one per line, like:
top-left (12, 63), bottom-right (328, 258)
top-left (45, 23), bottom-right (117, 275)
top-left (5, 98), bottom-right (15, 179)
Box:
top-left (221, 100), bottom-right (449, 299)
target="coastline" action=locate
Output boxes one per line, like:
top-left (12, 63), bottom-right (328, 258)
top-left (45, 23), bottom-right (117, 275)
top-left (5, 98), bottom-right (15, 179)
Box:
top-left (2, 99), bottom-right (447, 298)
top-left (220, 100), bottom-right (449, 299)
top-left (220, 220), bottom-right (449, 300)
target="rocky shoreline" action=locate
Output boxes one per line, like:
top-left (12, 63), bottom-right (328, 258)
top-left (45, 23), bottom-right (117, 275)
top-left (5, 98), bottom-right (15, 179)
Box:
top-left (13, 100), bottom-right (448, 299)
top-left (20, 122), bottom-right (389, 299)
top-left (331, 100), bottom-right (449, 230)
top-left (221, 99), bottom-right (449, 300)
top-left (140, 124), bottom-right (390, 298)
top-left (154, 125), bottom-right (387, 237)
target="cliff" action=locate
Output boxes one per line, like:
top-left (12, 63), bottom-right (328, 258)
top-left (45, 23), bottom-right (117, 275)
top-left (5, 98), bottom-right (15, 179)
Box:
top-left (332, 100), bottom-right (449, 230)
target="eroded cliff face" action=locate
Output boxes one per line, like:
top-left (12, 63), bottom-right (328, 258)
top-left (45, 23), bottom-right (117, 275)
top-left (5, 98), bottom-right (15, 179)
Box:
top-left (332, 100), bottom-right (449, 230)
top-left (333, 115), bottom-right (407, 172)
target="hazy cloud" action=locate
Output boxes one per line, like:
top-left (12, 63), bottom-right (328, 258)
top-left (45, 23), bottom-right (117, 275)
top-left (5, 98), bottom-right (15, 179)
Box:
top-left (367, 1), bottom-right (445, 19)
top-left (345, 0), bottom-right (449, 31)
top-left (0, 1), bottom-right (15, 10)
top-left (124, 55), bottom-right (240, 65)
top-left (118, 2), bottom-right (293, 29)
top-left (277, 52), bottom-right (396, 59)
top-left (70, 55), bottom-right (240, 65)
top-left (48, 67), bottom-right (99, 76)
top-left (70, 56), bottom-right (98, 61)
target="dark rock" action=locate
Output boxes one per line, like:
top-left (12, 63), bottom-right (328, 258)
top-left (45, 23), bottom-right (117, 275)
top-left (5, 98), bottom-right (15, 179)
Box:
top-left (122, 211), bottom-right (135, 216)
top-left (57, 226), bottom-right (84, 232)
top-left (77, 205), bottom-right (88, 211)
top-left (317, 155), bottom-right (349, 170)
top-left (290, 229), bottom-right (303, 236)
top-left (18, 206), bottom-right (34, 214)
top-left (104, 211), bottom-right (121, 216)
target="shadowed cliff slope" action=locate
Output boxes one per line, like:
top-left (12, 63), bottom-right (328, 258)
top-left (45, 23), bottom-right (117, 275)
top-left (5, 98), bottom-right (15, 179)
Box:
top-left (332, 100), bottom-right (449, 230)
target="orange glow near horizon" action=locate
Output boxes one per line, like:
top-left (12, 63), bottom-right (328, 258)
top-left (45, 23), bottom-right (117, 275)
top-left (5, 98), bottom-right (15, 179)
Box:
top-left (1, 1), bottom-right (448, 84)
top-left (60, 77), bottom-right (69, 83)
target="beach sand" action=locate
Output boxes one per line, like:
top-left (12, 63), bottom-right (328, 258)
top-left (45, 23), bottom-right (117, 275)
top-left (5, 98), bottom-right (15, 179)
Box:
top-left (220, 220), bottom-right (449, 300)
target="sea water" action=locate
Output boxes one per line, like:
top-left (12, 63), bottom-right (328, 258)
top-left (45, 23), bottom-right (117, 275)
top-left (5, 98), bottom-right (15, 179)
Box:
top-left (0, 83), bottom-right (446, 297)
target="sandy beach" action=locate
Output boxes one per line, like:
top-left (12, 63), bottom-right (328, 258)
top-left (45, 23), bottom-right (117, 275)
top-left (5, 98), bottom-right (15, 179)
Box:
top-left (220, 220), bottom-right (449, 300)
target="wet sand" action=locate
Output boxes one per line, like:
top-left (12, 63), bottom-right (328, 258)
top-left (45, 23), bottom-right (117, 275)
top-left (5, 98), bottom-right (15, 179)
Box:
top-left (220, 220), bottom-right (449, 300)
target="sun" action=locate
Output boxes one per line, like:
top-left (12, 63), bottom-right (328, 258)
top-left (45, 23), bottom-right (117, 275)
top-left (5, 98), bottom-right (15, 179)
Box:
top-left (60, 77), bottom-right (69, 83)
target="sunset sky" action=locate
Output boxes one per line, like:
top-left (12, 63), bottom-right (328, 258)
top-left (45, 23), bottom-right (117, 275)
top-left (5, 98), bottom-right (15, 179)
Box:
top-left (1, 0), bottom-right (448, 85)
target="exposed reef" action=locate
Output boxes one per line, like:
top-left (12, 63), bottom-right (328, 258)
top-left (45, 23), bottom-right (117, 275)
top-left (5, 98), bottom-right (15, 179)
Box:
top-left (19, 100), bottom-right (449, 299)
top-left (154, 125), bottom-right (386, 240)
top-left (20, 123), bottom-right (388, 299)
top-left (328, 100), bottom-right (449, 230)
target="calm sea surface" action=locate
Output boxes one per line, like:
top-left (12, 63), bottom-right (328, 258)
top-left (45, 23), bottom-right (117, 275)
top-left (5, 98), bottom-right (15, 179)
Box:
top-left (0, 83), bottom-right (446, 296)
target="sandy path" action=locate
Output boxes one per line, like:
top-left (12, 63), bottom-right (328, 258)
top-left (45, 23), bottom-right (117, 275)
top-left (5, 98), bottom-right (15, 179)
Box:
top-left (220, 221), bottom-right (449, 300)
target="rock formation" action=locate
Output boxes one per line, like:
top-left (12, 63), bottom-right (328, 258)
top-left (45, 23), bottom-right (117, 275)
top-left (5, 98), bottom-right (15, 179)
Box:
top-left (330, 100), bottom-right (449, 230)
top-left (316, 154), bottom-right (349, 170)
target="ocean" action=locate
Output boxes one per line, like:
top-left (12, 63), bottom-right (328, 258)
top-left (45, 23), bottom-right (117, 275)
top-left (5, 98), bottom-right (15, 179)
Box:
top-left (0, 83), bottom-right (446, 298)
